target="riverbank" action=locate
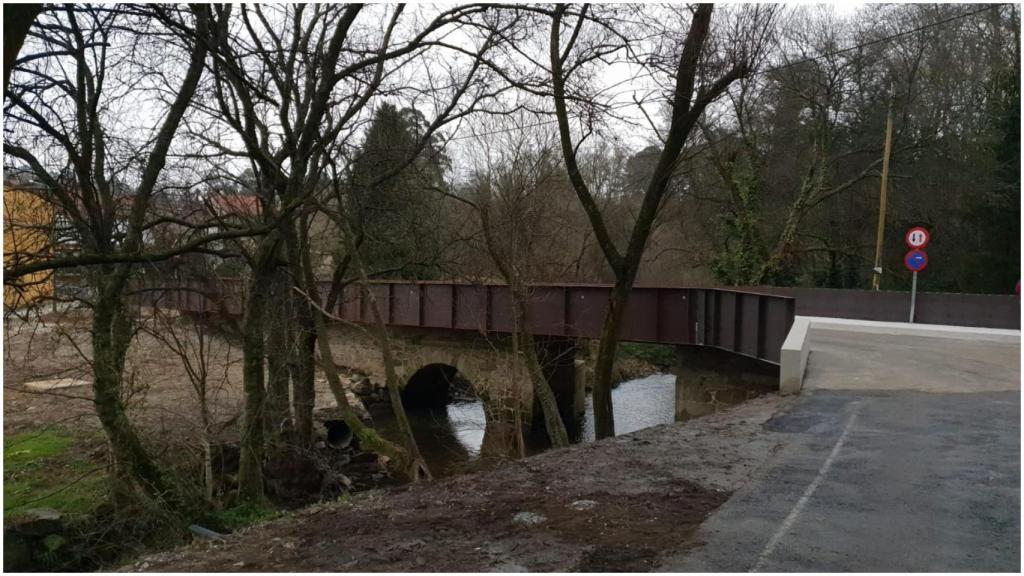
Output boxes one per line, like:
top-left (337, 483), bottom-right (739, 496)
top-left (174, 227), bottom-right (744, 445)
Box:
top-left (126, 394), bottom-right (793, 572)
top-left (3, 309), bottom-right (677, 569)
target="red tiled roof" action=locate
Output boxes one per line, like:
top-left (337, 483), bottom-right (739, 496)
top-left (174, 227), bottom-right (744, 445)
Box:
top-left (208, 195), bottom-right (261, 217)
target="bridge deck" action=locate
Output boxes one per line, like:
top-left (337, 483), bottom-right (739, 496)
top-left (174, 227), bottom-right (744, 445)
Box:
top-left (140, 280), bottom-right (796, 365)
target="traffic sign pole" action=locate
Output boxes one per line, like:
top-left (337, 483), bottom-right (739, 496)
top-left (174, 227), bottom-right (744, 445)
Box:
top-left (902, 228), bottom-right (930, 323)
top-left (909, 271), bottom-right (917, 323)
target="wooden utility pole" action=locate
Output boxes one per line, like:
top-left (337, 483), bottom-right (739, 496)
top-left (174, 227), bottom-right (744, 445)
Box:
top-left (871, 85), bottom-right (895, 290)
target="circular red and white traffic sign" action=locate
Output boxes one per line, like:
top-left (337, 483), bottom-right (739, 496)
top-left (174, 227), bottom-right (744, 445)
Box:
top-left (905, 226), bottom-right (930, 249)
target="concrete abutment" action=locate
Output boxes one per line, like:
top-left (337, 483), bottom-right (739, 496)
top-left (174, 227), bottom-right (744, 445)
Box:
top-left (672, 345), bottom-right (778, 420)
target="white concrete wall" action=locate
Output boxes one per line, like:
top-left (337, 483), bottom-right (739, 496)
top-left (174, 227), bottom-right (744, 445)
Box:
top-left (777, 316), bottom-right (1021, 395)
top-left (803, 317), bottom-right (1021, 344)
top-left (779, 317), bottom-right (812, 395)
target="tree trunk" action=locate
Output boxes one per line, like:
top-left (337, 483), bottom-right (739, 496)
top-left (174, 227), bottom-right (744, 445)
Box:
top-left (282, 217), bottom-right (316, 448)
top-left (91, 274), bottom-right (172, 504)
top-left (237, 238), bottom-right (278, 504)
top-left (342, 232), bottom-right (432, 481)
top-left (3, 4), bottom-right (42, 95)
top-left (290, 307), bottom-right (317, 448)
top-left (287, 222), bottom-right (416, 479)
top-left (549, 4), bottom-right (747, 440)
top-left (201, 397), bottom-right (214, 502)
top-left (264, 268), bottom-right (293, 445)
top-left (473, 190), bottom-right (570, 450)
top-left (588, 277), bottom-right (632, 439)
top-left (756, 149), bottom-right (826, 285)
top-left (511, 286), bottom-right (569, 448)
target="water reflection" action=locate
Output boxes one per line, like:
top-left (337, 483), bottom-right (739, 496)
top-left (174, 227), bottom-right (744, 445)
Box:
top-left (446, 402), bottom-right (487, 456)
top-left (579, 373), bottom-right (676, 441)
top-left (369, 373), bottom-right (677, 477)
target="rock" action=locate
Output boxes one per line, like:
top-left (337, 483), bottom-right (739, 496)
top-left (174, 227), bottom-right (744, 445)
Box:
top-left (3, 530), bottom-right (32, 571)
top-left (332, 453), bottom-right (353, 468)
top-left (10, 507), bottom-right (62, 537)
top-left (351, 376), bottom-right (374, 396)
top-left (322, 471), bottom-right (353, 492)
top-left (42, 533), bottom-right (65, 552)
top-left (568, 499), bottom-right (598, 511)
top-left (188, 524), bottom-right (225, 541)
top-left (350, 451), bottom-right (380, 465)
top-left (314, 393), bottom-right (371, 424)
top-left (512, 511), bottom-right (546, 526)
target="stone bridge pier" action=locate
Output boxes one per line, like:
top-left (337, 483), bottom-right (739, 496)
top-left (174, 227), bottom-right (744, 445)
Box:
top-left (324, 324), bottom-right (587, 444)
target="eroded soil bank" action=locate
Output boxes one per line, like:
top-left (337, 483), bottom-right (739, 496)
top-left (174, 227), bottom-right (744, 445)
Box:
top-left (127, 395), bottom-right (791, 572)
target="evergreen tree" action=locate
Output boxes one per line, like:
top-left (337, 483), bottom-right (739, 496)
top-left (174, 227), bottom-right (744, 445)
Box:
top-left (350, 103), bottom-right (449, 279)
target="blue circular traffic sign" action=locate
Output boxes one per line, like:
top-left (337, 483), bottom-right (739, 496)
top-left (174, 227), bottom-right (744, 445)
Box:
top-left (904, 249), bottom-right (928, 272)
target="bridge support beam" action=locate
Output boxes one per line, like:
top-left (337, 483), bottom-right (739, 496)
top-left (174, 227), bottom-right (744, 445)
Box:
top-left (673, 346), bottom-right (778, 420)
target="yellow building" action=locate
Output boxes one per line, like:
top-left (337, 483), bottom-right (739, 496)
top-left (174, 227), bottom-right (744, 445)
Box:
top-left (3, 186), bottom-right (54, 308)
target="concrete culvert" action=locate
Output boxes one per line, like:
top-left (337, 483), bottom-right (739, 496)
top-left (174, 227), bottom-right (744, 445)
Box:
top-left (324, 419), bottom-right (354, 449)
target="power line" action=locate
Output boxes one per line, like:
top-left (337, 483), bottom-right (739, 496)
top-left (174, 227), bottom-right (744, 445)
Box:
top-left (760, 4), bottom-right (999, 76)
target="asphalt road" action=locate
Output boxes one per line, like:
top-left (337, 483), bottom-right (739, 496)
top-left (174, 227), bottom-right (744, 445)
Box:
top-left (660, 330), bottom-right (1021, 572)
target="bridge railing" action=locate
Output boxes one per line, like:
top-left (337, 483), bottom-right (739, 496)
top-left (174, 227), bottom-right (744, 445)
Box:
top-left (745, 286), bottom-right (1020, 330)
top-left (332, 281), bottom-right (795, 365)
top-left (129, 278), bottom-right (796, 365)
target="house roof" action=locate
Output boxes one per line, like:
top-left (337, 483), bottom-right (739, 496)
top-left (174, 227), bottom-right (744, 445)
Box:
top-left (207, 194), bottom-right (261, 218)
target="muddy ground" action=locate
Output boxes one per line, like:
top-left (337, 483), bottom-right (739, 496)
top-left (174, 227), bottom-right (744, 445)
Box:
top-left (3, 307), bottom-right (660, 441)
top-left (126, 395), bottom-right (792, 572)
top-left (4, 307), bottom-right (245, 440)
top-left (6, 307), bottom-right (789, 571)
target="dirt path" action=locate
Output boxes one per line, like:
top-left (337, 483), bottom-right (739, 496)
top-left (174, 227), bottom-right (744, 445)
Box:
top-left (126, 395), bottom-right (792, 572)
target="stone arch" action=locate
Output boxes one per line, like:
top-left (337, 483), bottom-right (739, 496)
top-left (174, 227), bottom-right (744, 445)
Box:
top-left (324, 322), bottom-right (534, 423)
top-left (400, 363), bottom-right (474, 411)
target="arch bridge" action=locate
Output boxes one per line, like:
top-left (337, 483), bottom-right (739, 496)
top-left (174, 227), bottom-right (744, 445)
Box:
top-left (140, 279), bottom-right (796, 428)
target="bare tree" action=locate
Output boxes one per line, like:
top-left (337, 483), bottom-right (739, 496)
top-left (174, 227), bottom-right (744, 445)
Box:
top-left (3, 4), bottom-right (222, 506)
top-left (140, 297), bottom-right (235, 502)
top-left (453, 118), bottom-right (572, 447)
top-left (198, 3), bottom-right (505, 499)
top-left (547, 4), bottom-right (777, 437)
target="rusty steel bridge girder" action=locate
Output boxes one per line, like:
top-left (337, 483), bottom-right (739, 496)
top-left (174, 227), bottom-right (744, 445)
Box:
top-left (137, 279), bottom-right (796, 365)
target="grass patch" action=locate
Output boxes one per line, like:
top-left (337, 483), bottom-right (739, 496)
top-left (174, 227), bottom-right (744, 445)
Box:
top-left (4, 429), bottom-right (107, 517)
top-left (203, 503), bottom-right (282, 533)
top-left (617, 342), bottom-right (676, 368)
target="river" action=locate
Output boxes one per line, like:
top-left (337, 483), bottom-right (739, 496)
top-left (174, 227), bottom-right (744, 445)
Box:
top-left (367, 373), bottom-right (677, 476)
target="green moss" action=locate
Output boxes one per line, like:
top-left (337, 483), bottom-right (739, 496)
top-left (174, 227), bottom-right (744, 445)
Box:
top-left (3, 429), bottom-right (107, 517)
top-left (3, 430), bottom-right (75, 468)
top-left (204, 503), bottom-right (281, 532)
